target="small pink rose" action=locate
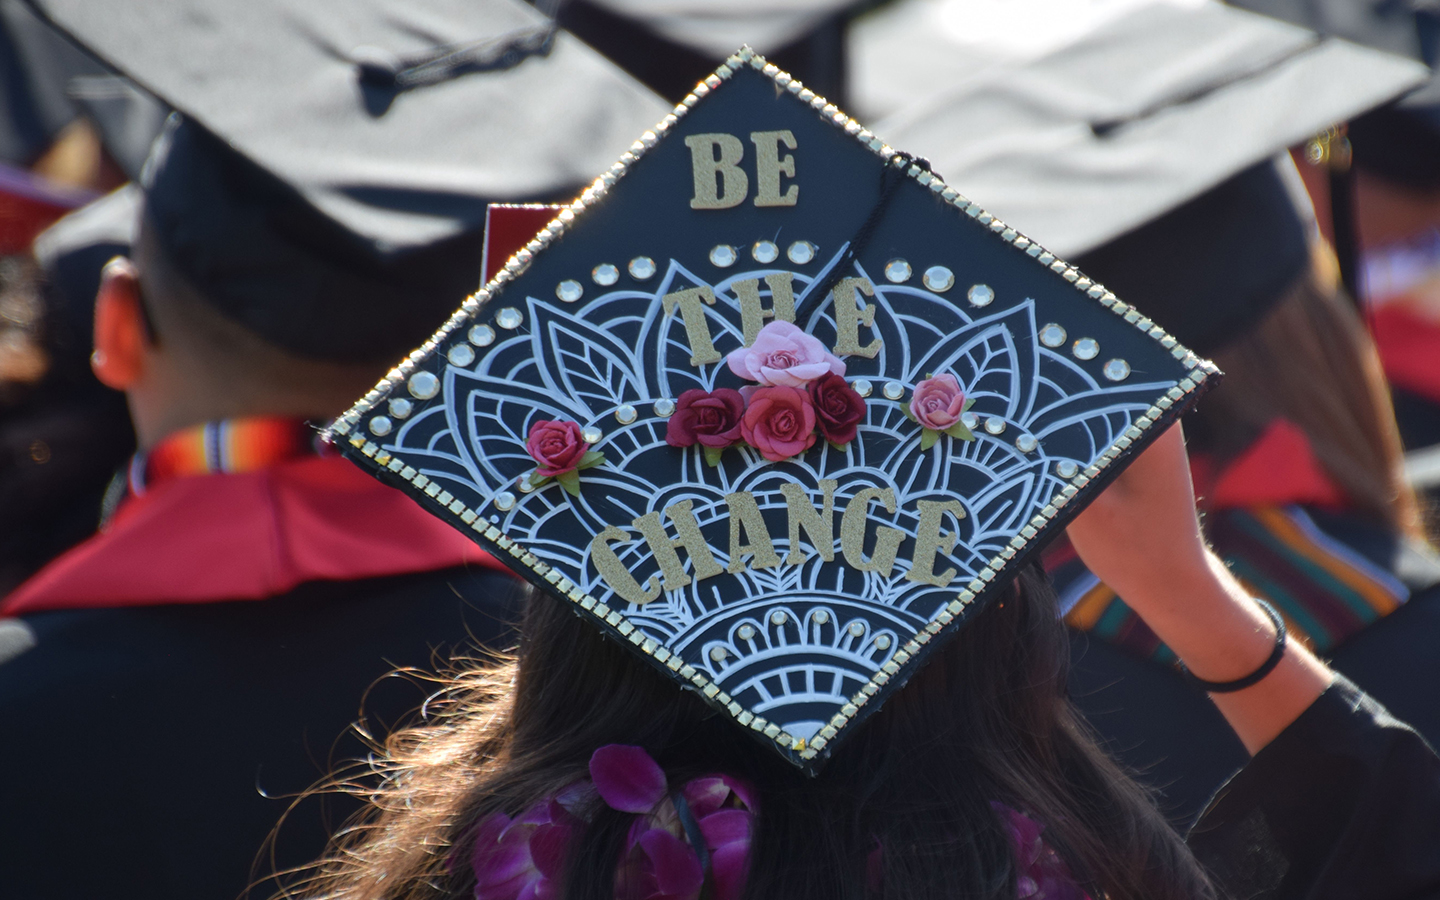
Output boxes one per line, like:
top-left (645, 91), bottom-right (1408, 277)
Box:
top-left (526, 420), bottom-right (588, 477)
top-left (909, 374), bottom-right (967, 431)
top-left (726, 320), bottom-right (845, 388)
top-left (740, 385), bottom-right (817, 462)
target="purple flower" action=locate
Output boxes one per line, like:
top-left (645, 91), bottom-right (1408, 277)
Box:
top-left (727, 321), bottom-right (844, 388)
top-left (591, 744), bottom-right (668, 813)
top-left (471, 797), bottom-right (579, 900)
top-left (990, 803), bottom-right (1091, 900)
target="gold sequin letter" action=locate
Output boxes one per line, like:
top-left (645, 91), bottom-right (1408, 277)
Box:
top-left (725, 491), bottom-right (782, 573)
top-left (590, 526), bottom-right (659, 605)
top-left (750, 130), bottom-right (798, 207)
top-left (631, 501), bottom-right (725, 593)
top-left (832, 277), bottom-right (882, 358)
top-left (686, 133), bottom-right (748, 210)
top-left (733, 273), bottom-right (797, 346)
top-left (780, 479), bottom-right (836, 565)
top-left (840, 487), bottom-right (905, 576)
top-left (905, 500), bottom-right (966, 586)
top-left (662, 286), bottom-right (722, 366)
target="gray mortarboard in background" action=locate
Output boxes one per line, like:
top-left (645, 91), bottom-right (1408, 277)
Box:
top-left (852, 0), bottom-right (1427, 352)
top-left (21, 0), bottom-right (669, 364)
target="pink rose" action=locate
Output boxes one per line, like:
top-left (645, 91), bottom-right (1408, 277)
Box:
top-left (909, 374), bottom-right (967, 431)
top-left (526, 420), bottom-right (588, 477)
top-left (740, 386), bottom-right (816, 462)
top-left (726, 320), bottom-right (844, 388)
top-left (665, 389), bottom-right (745, 449)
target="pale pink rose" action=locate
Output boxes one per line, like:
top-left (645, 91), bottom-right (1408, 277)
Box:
top-left (726, 321), bottom-right (844, 388)
top-left (909, 374), bottom-right (967, 430)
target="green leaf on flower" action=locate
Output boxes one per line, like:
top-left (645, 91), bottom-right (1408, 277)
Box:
top-left (944, 422), bottom-right (976, 441)
top-left (828, 441), bottom-right (850, 453)
top-left (578, 451), bottom-right (606, 470)
top-left (703, 445), bottom-right (724, 467)
top-left (556, 469), bottom-right (582, 496)
top-left (920, 428), bottom-right (939, 451)
top-left (902, 404), bottom-right (918, 424)
top-left (526, 471), bottom-right (552, 487)
top-left (962, 396), bottom-right (976, 411)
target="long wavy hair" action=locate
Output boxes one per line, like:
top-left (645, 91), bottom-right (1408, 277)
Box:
top-left (283, 565), bottom-right (1214, 900)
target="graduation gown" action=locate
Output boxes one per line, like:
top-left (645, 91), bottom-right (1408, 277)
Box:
top-left (0, 451), bottom-right (521, 900)
top-left (1188, 675), bottom-right (1440, 898)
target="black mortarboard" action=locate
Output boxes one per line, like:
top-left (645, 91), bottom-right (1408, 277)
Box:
top-left (22, 0), bottom-right (668, 363)
top-left (854, 0), bottom-right (1427, 352)
top-left (332, 49), bottom-right (1220, 771)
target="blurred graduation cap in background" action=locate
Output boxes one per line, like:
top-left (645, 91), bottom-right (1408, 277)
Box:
top-left (853, 0), bottom-right (1428, 353)
top-left (19, 0), bottom-right (669, 364)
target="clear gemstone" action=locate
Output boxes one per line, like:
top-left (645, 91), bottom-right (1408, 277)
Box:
top-left (883, 381), bottom-right (905, 400)
top-left (495, 491), bottom-right (516, 510)
top-left (968, 284), bottom-right (995, 306)
top-left (737, 624), bottom-right (756, 640)
top-left (710, 245), bottom-right (737, 267)
top-left (1039, 323), bottom-right (1067, 347)
top-left (495, 307), bottom-right (523, 329)
top-left (629, 257), bottom-right (656, 279)
top-left (884, 259), bottom-right (912, 282)
top-left (388, 398), bottom-right (413, 418)
top-left (752, 240), bottom-right (779, 263)
top-left (787, 241), bottom-right (816, 264)
top-left (1016, 434), bottom-right (1038, 453)
top-left (556, 280), bottom-right (583, 302)
top-left (653, 398), bottom-right (676, 417)
top-left (771, 610), bottom-right (787, 625)
top-left (1073, 338), bottom-right (1099, 360)
top-left (1104, 359), bottom-right (1131, 381)
top-left (852, 379), bottom-right (872, 398)
top-left (922, 266), bottom-right (955, 292)
top-left (469, 324), bottom-right (496, 346)
top-left (960, 412), bottom-right (978, 430)
top-left (848, 621), bottom-right (865, 637)
top-left (368, 416), bottom-right (393, 436)
top-left (875, 634), bottom-right (892, 650)
top-left (582, 426), bottom-right (603, 444)
top-left (592, 264), bottom-right (619, 285)
top-left (407, 371), bottom-right (439, 399)
top-left (517, 477), bottom-right (535, 493)
top-left (710, 646), bottom-right (728, 662)
top-left (984, 417), bottom-right (1006, 435)
top-left (447, 344), bottom-right (475, 366)
top-left (814, 610), bottom-right (830, 624)
top-left (615, 404), bottom-right (637, 424)
top-left (1057, 461), bottom-right (1079, 479)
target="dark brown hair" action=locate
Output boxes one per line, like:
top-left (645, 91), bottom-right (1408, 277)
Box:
top-left (284, 567), bottom-right (1214, 900)
top-left (1184, 251), bottom-right (1424, 538)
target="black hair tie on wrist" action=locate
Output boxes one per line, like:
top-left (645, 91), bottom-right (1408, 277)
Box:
top-left (1179, 598), bottom-right (1288, 693)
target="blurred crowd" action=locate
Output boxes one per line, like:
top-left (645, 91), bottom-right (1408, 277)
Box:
top-left (2, 0), bottom-right (1440, 898)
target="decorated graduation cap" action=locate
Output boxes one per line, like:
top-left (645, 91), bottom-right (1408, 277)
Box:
top-left (856, 0), bottom-right (1428, 354)
top-left (21, 0), bottom-right (667, 363)
top-left (332, 48), bottom-right (1219, 772)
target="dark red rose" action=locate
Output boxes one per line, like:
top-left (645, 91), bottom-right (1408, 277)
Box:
top-left (526, 420), bottom-right (589, 477)
top-left (807, 373), bottom-right (866, 445)
top-left (665, 388), bottom-right (745, 449)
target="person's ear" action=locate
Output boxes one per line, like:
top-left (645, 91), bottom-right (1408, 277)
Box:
top-left (91, 256), bottom-right (150, 390)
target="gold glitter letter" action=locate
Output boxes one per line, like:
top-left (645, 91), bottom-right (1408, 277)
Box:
top-left (662, 286), bottom-right (722, 366)
top-left (906, 500), bottom-right (966, 586)
top-left (750, 130), bottom-right (798, 207)
top-left (686, 133), bottom-right (748, 210)
top-left (832, 277), bottom-right (882, 358)
top-left (780, 479), bottom-right (836, 566)
top-left (733, 273), bottom-right (797, 345)
top-left (840, 487), bottom-right (905, 576)
top-left (590, 526), bottom-right (660, 606)
top-left (630, 502), bottom-right (725, 593)
top-left (725, 491), bottom-right (782, 573)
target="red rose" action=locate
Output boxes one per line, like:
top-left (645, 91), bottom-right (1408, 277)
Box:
top-left (665, 388), bottom-right (745, 449)
top-left (807, 373), bottom-right (866, 446)
top-left (740, 386), bottom-right (817, 462)
top-left (526, 420), bottom-right (589, 477)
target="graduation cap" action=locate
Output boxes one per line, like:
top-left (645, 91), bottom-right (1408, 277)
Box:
top-left (856, 0), bottom-right (1428, 353)
top-left (20, 0), bottom-right (668, 363)
top-left (333, 48), bottom-right (1220, 771)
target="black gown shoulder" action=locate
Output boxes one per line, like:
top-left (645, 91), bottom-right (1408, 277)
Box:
top-left (0, 565), bottom-right (523, 900)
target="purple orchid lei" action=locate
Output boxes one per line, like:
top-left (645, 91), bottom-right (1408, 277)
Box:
top-left (469, 745), bottom-right (1088, 900)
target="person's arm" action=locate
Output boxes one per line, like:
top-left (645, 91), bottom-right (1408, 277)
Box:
top-left (1065, 424), bottom-right (1333, 754)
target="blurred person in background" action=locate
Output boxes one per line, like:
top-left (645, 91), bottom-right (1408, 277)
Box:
top-left (851, 0), bottom-right (1440, 823)
top-left (0, 1), bottom-right (667, 898)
